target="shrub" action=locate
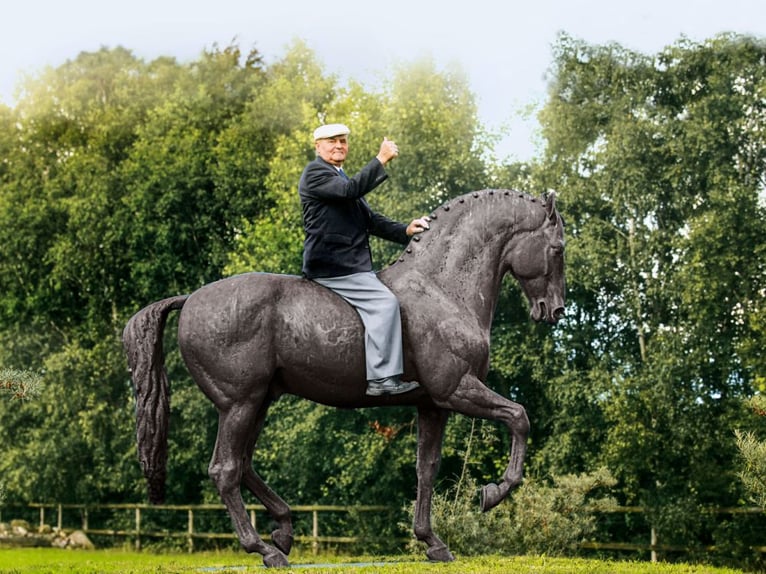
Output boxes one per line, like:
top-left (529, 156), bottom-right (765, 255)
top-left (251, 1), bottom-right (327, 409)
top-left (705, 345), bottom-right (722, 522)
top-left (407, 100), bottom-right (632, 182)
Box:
top-left (404, 467), bottom-right (617, 556)
top-left (735, 396), bottom-right (766, 509)
top-left (0, 368), bottom-right (42, 400)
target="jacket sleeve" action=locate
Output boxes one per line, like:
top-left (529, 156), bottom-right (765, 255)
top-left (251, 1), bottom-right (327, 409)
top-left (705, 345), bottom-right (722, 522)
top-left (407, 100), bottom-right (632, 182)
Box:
top-left (369, 209), bottom-right (409, 245)
top-left (300, 158), bottom-right (388, 201)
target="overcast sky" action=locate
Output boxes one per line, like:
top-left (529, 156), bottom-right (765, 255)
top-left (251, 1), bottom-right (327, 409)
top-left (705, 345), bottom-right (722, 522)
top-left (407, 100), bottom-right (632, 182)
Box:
top-left (2, 0), bottom-right (765, 160)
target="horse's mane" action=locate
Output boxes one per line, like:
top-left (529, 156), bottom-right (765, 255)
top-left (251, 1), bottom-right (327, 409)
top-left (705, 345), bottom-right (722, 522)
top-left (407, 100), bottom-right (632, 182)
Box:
top-left (427, 188), bottom-right (547, 224)
top-left (389, 188), bottom-right (551, 268)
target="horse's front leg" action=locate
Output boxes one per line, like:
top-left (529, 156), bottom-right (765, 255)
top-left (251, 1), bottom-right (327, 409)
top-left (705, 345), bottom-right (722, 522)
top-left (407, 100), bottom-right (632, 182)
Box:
top-left (434, 374), bottom-right (530, 512)
top-left (414, 406), bottom-right (455, 562)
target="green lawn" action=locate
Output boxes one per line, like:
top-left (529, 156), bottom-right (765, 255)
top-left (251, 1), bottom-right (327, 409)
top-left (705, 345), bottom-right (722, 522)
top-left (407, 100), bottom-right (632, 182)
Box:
top-left (0, 549), bottom-right (749, 574)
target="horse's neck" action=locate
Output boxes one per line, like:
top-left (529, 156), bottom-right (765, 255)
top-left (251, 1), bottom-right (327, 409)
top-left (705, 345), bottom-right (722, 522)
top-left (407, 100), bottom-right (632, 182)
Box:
top-left (386, 191), bottom-right (541, 332)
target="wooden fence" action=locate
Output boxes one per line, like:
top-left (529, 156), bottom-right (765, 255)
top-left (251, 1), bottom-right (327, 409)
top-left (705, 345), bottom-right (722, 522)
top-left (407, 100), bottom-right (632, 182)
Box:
top-left (2, 502), bottom-right (765, 559)
top-left (2, 503), bottom-right (392, 554)
top-left (578, 506), bottom-right (766, 561)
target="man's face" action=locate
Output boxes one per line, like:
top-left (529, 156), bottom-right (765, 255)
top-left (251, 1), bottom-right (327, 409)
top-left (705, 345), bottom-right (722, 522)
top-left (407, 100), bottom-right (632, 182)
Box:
top-left (315, 136), bottom-right (348, 166)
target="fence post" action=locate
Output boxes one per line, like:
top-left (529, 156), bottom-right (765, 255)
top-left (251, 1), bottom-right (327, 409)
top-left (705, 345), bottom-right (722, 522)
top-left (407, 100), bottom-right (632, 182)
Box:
top-left (650, 526), bottom-right (657, 563)
top-left (135, 507), bottom-right (141, 551)
top-left (83, 508), bottom-right (88, 532)
top-left (187, 508), bottom-right (194, 553)
top-left (57, 504), bottom-right (62, 531)
top-left (39, 506), bottom-right (45, 530)
top-left (312, 509), bottom-right (319, 556)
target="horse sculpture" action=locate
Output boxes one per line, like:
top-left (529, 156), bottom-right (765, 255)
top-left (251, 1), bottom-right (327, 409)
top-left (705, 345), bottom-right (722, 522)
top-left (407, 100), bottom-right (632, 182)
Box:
top-left (123, 189), bottom-right (565, 567)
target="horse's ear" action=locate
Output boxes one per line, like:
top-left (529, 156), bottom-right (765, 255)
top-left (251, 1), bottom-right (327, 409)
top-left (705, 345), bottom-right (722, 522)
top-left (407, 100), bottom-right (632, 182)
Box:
top-left (544, 190), bottom-right (557, 222)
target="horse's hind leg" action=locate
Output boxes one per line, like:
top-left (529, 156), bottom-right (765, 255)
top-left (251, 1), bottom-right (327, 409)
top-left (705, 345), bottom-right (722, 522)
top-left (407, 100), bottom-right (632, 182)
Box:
top-left (414, 406), bottom-right (455, 562)
top-left (240, 402), bottom-right (294, 555)
top-left (435, 374), bottom-right (530, 512)
top-left (209, 401), bottom-right (288, 568)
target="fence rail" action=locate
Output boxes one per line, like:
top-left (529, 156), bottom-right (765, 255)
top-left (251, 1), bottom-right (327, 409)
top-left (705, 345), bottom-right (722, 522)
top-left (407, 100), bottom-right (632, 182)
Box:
top-left (1, 502), bottom-right (764, 558)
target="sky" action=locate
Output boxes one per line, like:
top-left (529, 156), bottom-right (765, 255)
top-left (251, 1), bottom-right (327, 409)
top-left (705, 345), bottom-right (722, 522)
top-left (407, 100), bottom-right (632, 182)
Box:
top-left (2, 0), bottom-right (766, 160)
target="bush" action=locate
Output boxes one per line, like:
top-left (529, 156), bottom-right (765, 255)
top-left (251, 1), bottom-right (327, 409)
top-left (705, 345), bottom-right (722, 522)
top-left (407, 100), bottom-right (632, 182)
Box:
top-left (404, 467), bottom-right (617, 556)
top-left (0, 368), bottom-right (42, 400)
top-left (735, 395), bottom-right (766, 509)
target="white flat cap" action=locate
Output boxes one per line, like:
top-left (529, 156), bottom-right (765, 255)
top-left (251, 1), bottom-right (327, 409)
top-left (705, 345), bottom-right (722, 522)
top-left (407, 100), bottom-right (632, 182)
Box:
top-left (313, 123), bottom-right (350, 140)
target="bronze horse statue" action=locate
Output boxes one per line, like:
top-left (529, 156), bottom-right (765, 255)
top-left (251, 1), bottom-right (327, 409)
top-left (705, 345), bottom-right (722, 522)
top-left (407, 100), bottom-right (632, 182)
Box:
top-left (123, 189), bottom-right (565, 567)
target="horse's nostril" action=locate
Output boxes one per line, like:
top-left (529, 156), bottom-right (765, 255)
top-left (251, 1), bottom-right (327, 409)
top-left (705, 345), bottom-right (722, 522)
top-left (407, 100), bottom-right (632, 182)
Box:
top-left (554, 307), bottom-right (565, 320)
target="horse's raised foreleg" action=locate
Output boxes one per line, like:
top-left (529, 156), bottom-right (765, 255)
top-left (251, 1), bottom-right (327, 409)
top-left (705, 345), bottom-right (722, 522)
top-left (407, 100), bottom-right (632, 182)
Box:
top-left (241, 468), bottom-right (293, 555)
top-left (240, 402), bottom-right (293, 556)
top-left (209, 403), bottom-right (288, 568)
top-left (435, 374), bottom-right (529, 512)
top-left (414, 406), bottom-right (455, 562)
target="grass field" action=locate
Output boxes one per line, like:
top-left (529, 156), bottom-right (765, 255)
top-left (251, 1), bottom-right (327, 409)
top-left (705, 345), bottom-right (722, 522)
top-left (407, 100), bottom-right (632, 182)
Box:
top-left (0, 549), bottom-right (750, 574)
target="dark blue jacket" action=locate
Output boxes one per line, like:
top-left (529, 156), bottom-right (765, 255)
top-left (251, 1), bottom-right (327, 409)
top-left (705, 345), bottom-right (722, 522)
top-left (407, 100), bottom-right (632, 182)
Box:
top-left (299, 156), bottom-right (408, 279)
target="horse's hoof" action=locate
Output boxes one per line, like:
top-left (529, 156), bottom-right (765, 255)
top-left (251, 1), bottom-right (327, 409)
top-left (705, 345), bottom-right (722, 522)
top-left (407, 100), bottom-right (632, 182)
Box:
top-left (481, 482), bottom-right (503, 512)
top-left (427, 544), bottom-right (455, 562)
top-left (272, 529), bottom-right (294, 555)
top-left (262, 549), bottom-right (289, 568)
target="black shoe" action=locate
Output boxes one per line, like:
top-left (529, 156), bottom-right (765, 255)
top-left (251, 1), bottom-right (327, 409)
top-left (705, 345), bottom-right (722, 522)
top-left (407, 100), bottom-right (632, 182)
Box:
top-left (366, 376), bottom-right (420, 396)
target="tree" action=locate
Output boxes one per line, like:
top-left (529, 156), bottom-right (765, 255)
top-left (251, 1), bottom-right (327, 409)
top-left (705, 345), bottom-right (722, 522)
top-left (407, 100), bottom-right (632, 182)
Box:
top-left (532, 33), bottom-right (766, 548)
top-left (0, 43), bottom-right (270, 504)
top-left (223, 40), bottom-right (336, 275)
top-left (365, 58), bottom-right (493, 265)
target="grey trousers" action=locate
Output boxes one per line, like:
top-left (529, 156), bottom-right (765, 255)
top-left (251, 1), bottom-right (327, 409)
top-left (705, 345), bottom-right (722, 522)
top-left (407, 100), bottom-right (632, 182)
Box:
top-left (314, 271), bottom-right (403, 380)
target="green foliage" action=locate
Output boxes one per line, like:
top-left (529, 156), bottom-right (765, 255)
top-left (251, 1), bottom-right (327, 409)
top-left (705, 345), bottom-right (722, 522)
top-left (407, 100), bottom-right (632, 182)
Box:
top-left (0, 368), bottom-right (42, 400)
top-left (532, 33), bottom-right (766, 525)
top-left (0, 42), bottom-right (269, 505)
top-left (404, 468), bottom-right (617, 557)
top-left (735, 396), bottom-right (766, 509)
top-left (222, 126), bottom-right (314, 275)
top-left (0, 338), bottom-right (139, 503)
top-left (225, 55), bottom-right (493, 275)
top-left (368, 58), bottom-right (493, 265)
top-left (255, 396), bottom-right (418, 506)
top-left (507, 469), bottom-right (619, 555)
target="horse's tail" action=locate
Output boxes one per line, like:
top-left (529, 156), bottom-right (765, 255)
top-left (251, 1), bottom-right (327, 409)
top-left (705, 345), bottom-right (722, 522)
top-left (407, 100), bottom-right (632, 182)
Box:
top-left (123, 294), bottom-right (188, 505)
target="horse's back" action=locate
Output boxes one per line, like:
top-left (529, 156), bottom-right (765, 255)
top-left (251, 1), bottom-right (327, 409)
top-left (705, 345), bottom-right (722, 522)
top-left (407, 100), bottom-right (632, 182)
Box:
top-left (180, 272), bottom-right (320, 332)
top-left (178, 272), bottom-right (362, 354)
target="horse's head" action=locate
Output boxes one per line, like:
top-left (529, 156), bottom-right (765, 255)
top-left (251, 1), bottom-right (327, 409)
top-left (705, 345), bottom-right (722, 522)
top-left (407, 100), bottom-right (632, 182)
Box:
top-left (508, 192), bottom-right (566, 325)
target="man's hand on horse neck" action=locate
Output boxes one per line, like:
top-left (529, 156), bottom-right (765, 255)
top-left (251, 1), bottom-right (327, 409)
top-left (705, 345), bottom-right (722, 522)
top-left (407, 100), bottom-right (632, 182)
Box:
top-left (406, 217), bottom-right (431, 237)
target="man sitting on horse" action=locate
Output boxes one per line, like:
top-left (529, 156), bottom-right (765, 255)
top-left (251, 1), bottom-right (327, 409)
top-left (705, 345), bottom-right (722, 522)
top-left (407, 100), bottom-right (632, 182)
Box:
top-left (298, 123), bottom-right (430, 396)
